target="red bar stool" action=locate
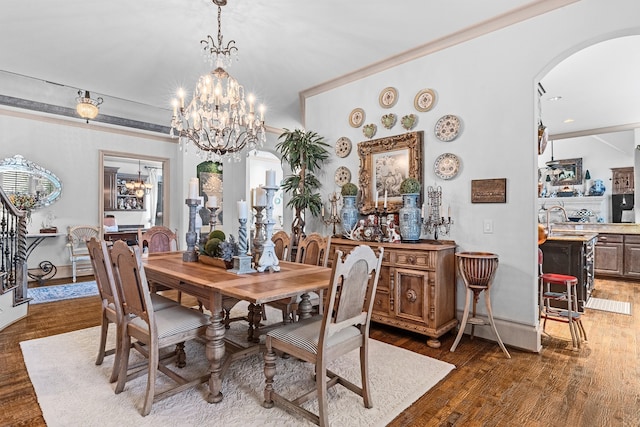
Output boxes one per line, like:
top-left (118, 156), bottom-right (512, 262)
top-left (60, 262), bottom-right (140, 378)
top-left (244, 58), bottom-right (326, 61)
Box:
top-left (538, 248), bottom-right (587, 350)
top-left (450, 252), bottom-right (511, 358)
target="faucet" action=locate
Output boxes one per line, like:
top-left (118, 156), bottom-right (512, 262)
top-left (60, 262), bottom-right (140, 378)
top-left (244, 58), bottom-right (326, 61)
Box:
top-left (545, 205), bottom-right (569, 235)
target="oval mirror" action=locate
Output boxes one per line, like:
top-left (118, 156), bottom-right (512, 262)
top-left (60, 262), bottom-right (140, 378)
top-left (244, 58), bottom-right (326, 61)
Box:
top-left (0, 155), bottom-right (62, 209)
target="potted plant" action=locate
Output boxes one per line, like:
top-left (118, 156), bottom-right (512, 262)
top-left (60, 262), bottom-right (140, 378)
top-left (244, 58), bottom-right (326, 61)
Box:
top-left (276, 128), bottom-right (330, 246)
top-left (340, 183), bottom-right (359, 234)
top-left (398, 177), bottom-right (422, 242)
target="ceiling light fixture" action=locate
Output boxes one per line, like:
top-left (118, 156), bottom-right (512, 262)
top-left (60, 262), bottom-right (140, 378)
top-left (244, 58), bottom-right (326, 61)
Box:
top-left (170, 0), bottom-right (266, 162)
top-left (125, 160), bottom-right (153, 198)
top-left (75, 90), bottom-right (103, 123)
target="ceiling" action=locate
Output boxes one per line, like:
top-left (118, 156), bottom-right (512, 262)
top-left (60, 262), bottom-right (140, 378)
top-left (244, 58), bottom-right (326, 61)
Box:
top-left (1, 0), bottom-right (637, 135)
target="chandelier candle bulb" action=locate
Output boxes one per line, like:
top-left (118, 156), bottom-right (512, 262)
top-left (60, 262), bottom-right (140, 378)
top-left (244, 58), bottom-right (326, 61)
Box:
top-left (238, 200), bottom-right (248, 220)
top-left (266, 170), bottom-right (276, 187)
top-left (259, 105), bottom-right (265, 121)
top-left (188, 178), bottom-right (199, 199)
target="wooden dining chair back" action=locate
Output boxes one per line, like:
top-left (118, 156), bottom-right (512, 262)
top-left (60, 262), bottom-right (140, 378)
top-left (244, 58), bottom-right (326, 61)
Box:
top-left (109, 240), bottom-right (210, 416)
top-left (67, 225), bottom-right (100, 282)
top-left (86, 237), bottom-right (122, 383)
top-left (138, 226), bottom-right (179, 253)
top-left (271, 230), bottom-right (291, 261)
top-left (294, 233), bottom-right (330, 267)
top-left (263, 244), bottom-right (384, 427)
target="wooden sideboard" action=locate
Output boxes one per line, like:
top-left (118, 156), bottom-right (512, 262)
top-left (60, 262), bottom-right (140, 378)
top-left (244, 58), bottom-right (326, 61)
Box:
top-left (328, 238), bottom-right (457, 348)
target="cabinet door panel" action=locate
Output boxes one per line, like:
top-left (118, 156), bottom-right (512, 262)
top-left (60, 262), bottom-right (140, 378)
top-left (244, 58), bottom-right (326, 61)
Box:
top-left (624, 244), bottom-right (640, 277)
top-left (394, 267), bottom-right (429, 323)
top-left (594, 243), bottom-right (624, 276)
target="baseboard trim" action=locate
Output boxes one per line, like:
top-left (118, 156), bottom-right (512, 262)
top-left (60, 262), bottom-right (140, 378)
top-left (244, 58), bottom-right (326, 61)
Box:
top-left (453, 310), bottom-right (542, 353)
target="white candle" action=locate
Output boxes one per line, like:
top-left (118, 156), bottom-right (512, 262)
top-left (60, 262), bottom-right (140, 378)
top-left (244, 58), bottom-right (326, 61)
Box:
top-left (321, 205), bottom-right (325, 217)
top-left (256, 186), bottom-right (267, 206)
top-left (238, 200), bottom-right (248, 219)
top-left (207, 195), bottom-right (218, 208)
top-left (188, 178), bottom-right (199, 199)
top-left (375, 191), bottom-right (379, 206)
top-left (448, 205), bottom-right (451, 218)
top-left (383, 190), bottom-right (388, 208)
top-left (266, 170), bottom-right (276, 187)
top-left (421, 203), bottom-right (425, 218)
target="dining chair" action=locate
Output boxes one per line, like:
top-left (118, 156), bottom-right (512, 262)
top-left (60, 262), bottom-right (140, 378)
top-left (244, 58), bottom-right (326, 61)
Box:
top-left (263, 244), bottom-right (384, 427)
top-left (86, 238), bottom-right (178, 384)
top-left (138, 226), bottom-right (182, 302)
top-left (109, 240), bottom-right (210, 416)
top-left (271, 230), bottom-right (291, 262)
top-left (67, 225), bottom-right (100, 282)
top-left (270, 233), bottom-right (331, 322)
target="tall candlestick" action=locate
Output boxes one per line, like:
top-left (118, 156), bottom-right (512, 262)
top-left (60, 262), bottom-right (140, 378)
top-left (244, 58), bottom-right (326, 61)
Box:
top-left (238, 200), bottom-right (248, 219)
top-left (266, 169), bottom-right (276, 187)
top-left (188, 178), bottom-right (199, 199)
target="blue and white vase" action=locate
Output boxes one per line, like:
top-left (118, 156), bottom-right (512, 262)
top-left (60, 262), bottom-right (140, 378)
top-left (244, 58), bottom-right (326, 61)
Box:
top-left (340, 195), bottom-right (359, 235)
top-left (399, 193), bottom-right (421, 242)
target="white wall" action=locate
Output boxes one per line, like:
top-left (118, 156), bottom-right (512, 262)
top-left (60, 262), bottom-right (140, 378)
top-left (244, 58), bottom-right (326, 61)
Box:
top-left (304, 0), bottom-right (640, 352)
top-left (0, 109), bottom-right (179, 277)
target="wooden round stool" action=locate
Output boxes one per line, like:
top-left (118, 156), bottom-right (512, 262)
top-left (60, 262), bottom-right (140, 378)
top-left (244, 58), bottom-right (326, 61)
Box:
top-left (450, 252), bottom-right (511, 358)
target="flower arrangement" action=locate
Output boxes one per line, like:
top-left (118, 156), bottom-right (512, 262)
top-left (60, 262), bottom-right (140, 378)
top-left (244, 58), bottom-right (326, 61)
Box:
top-left (9, 193), bottom-right (37, 211)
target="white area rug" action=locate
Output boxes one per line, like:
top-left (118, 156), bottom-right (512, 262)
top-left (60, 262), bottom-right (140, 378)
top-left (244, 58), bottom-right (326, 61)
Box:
top-left (21, 302), bottom-right (455, 426)
top-left (28, 281), bottom-right (99, 304)
top-left (585, 297), bottom-right (632, 315)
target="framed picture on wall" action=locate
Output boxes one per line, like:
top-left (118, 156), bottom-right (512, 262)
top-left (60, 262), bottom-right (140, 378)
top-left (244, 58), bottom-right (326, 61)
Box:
top-left (549, 158), bottom-right (583, 186)
top-left (357, 131), bottom-right (423, 214)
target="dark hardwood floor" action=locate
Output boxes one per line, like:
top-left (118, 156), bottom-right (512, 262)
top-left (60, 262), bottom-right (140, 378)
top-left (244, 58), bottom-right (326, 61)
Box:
top-left (2, 277), bottom-right (638, 426)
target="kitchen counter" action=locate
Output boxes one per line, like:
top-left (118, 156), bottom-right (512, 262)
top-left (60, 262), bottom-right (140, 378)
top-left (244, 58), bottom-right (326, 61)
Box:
top-left (546, 231), bottom-right (599, 242)
top-left (551, 223), bottom-right (640, 235)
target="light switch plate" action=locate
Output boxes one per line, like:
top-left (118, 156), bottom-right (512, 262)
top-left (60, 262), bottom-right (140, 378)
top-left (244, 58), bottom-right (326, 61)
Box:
top-left (483, 219), bottom-right (493, 233)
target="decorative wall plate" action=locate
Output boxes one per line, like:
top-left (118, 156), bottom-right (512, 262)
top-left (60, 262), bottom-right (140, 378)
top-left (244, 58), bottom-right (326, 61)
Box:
top-left (434, 153), bottom-right (460, 180)
top-left (379, 87), bottom-right (398, 108)
top-left (401, 114), bottom-right (417, 131)
top-left (362, 123), bottom-right (377, 139)
top-left (381, 113), bottom-right (396, 129)
top-left (349, 108), bottom-right (365, 128)
top-left (335, 137), bottom-right (352, 158)
top-left (434, 114), bottom-right (461, 142)
top-left (334, 166), bottom-right (351, 186)
top-left (414, 88), bottom-right (436, 112)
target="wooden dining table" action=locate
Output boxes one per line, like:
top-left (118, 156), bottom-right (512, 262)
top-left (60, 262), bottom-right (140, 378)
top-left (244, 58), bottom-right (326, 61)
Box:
top-left (142, 252), bottom-right (331, 404)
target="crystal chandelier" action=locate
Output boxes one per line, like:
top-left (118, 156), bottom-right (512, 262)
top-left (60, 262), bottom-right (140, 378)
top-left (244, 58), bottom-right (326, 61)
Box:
top-left (76, 90), bottom-right (103, 123)
top-left (125, 161), bottom-right (153, 198)
top-left (171, 0), bottom-right (266, 162)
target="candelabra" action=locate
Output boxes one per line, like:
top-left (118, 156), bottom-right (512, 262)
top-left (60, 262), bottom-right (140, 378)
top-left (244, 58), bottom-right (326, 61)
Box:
top-left (229, 217), bottom-right (257, 274)
top-left (322, 193), bottom-right (341, 236)
top-left (183, 198), bottom-right (200, 262)
top-left (423, 185), bottom-right (453, 240)
top-left (252, 205), bottom-right (266, 264)
top-left (257, 186), bottom-right (280, 272)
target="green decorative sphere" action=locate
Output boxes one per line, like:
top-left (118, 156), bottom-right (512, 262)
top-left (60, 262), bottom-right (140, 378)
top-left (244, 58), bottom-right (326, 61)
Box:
top-left (208, 230), bottom-right (226, 241)
top-left (341, 182), bottom-right (358, 196)
top-left (400, 177), bottom-right (421, 194)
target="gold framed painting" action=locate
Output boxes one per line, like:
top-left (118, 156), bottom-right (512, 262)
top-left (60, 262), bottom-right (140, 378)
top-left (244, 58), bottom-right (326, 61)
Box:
top-left (358, 131), bottom-right (423, 214)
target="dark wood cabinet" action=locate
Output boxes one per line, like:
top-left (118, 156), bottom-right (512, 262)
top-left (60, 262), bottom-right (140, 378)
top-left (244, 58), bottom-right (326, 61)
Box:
top-left (329, 238), bottom-right (457, 348)
top-left (594, 233), bottom-right (624, 276)
top-left (540, 236), bottom-right (596, 312)
top-left (103, 167), bottom-right (118, 211)
top-left (623, 235), bottom-right (640, 278)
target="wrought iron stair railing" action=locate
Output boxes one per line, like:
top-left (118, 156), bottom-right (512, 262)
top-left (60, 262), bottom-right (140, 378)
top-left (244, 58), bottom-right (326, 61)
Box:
top-left (0, 187), bottom-right (28, 305)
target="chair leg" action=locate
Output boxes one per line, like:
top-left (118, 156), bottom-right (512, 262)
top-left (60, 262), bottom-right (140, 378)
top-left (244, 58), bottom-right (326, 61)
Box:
top-left (72, 260), bottom-right (77, 282)
top-left (484, 290), bottom-right (511, 358)
top-left (450, 288), bottom-right (472, 352)
top-left (141, 343), bottom-right (159, 416)
top-left (115, 334), bottom-right (131, 394)
top-left (316, 360), bottom-right (329, 427)
top-left (95, 315), bottom-right (109, 366)
top-left (360, 342), bottom-right (372, 408)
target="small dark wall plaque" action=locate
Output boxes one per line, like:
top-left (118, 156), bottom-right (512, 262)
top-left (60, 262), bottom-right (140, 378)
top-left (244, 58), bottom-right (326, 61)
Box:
top-left (471, 178), bottom-right (507, 203)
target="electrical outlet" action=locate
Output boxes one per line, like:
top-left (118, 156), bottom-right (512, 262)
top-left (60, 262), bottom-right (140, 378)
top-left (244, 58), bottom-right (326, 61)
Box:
top-left (483, 219), bottom-right (493, 233)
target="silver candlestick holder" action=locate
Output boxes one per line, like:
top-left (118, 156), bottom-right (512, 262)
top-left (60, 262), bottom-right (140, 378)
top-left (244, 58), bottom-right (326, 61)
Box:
top-left (322, 192), bottom-right (341, 237)
top-left (422, 185), bottom-right (453, 240)
top-left (229, 217), bottom-right (257, 274)
top-left (208, 206), bottom-right (219, 231)
top-left (252, 205), bottom-right (266, 265)
top-left (183, 198), bottom-right (200, 262)
top-left (257, 185), bottom-right (280, 272)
